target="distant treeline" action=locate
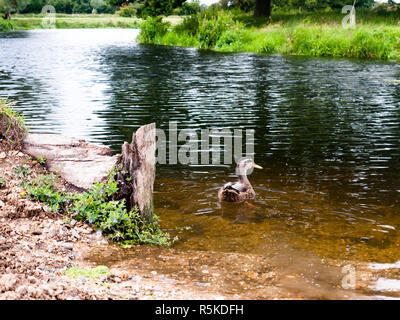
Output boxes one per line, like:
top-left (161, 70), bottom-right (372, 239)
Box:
top-left (218, 0), bottom-right (376, 12)
top-left (0, 0), bottom-right (388, 16)
top-left (1, 0), bottom-right (117, 14)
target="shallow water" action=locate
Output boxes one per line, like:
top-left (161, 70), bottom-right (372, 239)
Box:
top-left (1, 29), bottom-right (400, 298)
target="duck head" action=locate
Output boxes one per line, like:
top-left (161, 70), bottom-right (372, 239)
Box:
top-left (236, 158), bottom-right (263, 177)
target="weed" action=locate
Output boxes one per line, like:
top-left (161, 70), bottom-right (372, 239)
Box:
top-left (37, 155), bottom-right (46, 165)
top-left (23, 170), bottom-right (172, 246)
top-left (14, 165), bottom-right (31, 178)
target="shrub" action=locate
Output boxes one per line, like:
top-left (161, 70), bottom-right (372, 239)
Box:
top-left (24, 170), bottom-right (172, 246)
top-left (65, 266), bottom-right (110, 279)
top-left (215, 29), bottom-right (242, 51)
top-left (138, 16), bottom-right (170, 44)
top-left (0, 20), bottom-right (15, 32)
top-left (116, 4), bottom-right (137, 17)
top-left (174, 15), bottom-right (199, 36)
top-left (37, 155), bottom-right (46, 165)
top-left (0, 99), bottom-right (27, 147)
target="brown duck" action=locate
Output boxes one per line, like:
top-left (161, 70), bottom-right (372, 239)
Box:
top-left (218, 158), bottom-right (262, 203)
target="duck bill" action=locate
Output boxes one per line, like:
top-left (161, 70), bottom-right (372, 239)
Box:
top-left (253, 163), bottom-right (263, 169)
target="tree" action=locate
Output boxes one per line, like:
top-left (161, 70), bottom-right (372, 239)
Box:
top-left (220, 0), bottom-right (271, 17)
top-left (0, 0), bottom-right (31, 15)
top-left (253, 0), bottom-right (271, 17)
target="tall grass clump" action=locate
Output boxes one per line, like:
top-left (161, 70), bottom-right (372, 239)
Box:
top-left (138, 8), bottom-right (400, 61)
top-left (196, 9), bottom-right (238, 49)
top-left (286, 25), bottom-right (400, 60)
top-left (0, 99), bottom-right (27, 147)
top-left (137, 16), bottom-right (170, 44)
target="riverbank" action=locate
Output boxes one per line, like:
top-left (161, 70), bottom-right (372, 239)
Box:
top-left (0, 14), bottom-right (183, 31)
top-left (138, 9), bottom-right (400, 61)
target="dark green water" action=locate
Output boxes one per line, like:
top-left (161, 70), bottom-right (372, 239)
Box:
top-left (1, 29), bottom-right (400, 266)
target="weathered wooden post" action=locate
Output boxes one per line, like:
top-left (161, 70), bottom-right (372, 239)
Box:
top-left (117, 123), bottom-right (156, 220)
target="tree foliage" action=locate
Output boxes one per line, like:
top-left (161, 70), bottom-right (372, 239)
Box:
top-left (0, 0), bottom-right (31, 13)
top-left (0, 0), bottom-right (116, 14)
top-left (174, 0), bottom-right (202, 15)
top-left (219, 0), bottom-right (375, 13)
top-left (105, 0), bottom-right (186, 17)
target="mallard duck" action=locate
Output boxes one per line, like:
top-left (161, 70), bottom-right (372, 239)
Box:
top-left (218, 158), bottom-right (263, 203)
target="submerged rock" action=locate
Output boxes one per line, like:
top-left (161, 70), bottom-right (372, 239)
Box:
top-left (23, 134), bottom-right (118, 190)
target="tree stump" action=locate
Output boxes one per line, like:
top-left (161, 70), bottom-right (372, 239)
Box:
top-left (116, 123), bottom-right (156, 220)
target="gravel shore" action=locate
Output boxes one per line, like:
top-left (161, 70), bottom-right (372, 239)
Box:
top-left (0, 142), bottom-right (246, 300)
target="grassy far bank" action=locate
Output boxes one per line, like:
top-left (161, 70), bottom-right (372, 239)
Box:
top-left (2, 9), bottom-right (400, 61)
top-left (138, 8), bottom-right (400, 61)
top-left (2, 14), bottom-right (141, 30)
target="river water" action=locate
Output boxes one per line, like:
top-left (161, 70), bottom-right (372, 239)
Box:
top-left (1, 29), bottom-right (400, 299)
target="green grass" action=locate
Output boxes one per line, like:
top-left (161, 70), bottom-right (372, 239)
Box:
top-left (138, 8), bottom-right (400, 61)
top-left (3, 14), bottom-right (183, 31)
top-left (9, 14), bottom-right (141, 30)
top-left (65, 266), bottom-right (110, 279)
top-left (0, 19), bottom-right (15, 32)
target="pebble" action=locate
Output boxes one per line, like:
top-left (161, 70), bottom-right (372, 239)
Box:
top-left (95, 230), bottom-right (102, 239)
top-left (60, 243), bottom-right (73, 250)
top-left (0, 152), bottom-right (6, 159)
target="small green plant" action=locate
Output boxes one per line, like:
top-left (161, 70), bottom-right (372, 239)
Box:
top-left (37, 155), bottom-right (46, 165)
top-left (0, 178), bottom-right (4, 188)
top-left (14, 165), bottom-right (31, 178)
top-left (24, 173), bottom-right (67, 213)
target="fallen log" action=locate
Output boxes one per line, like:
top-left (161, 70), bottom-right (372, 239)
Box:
top-left (23, 123), bottom-right (156, 220)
